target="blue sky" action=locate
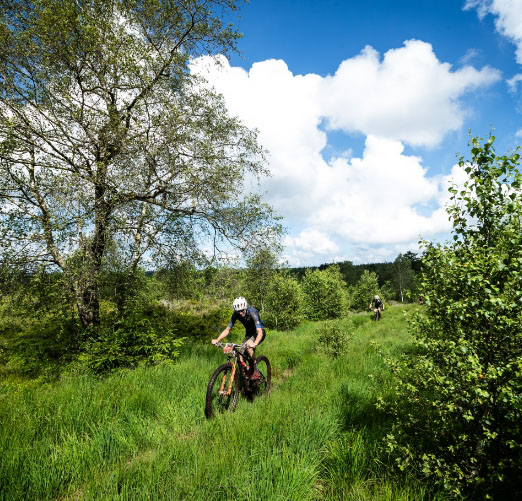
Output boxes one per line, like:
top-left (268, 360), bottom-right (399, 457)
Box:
top-left (193, 0), bottom-right (522, 266)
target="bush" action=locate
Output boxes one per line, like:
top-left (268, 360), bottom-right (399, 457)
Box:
top-left (166, 305), bottom-right (231, 341)
top-left (316, 321), bottom-right (351, 358)
top-left (80, 311), bottom-right (185, 373)
top-left (0, 270), bottom-right (81, 378)
top-left (379, 135), bottom-right (522, 498)
top-left (3, 315), bottom-right (81, 378)
top-left (348, 270), bottom-right (383, 311)
top-left (263, 272), bottom-right (304, 330)
top-left (301, 265), bottom-right (348, 321)
top-left (244, 248), bottom-right (279, 313)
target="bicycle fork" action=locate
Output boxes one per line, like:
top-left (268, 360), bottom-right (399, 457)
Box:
top-left (219, 361), bottom-right (237, 396)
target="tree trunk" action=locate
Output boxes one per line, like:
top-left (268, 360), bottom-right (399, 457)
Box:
top-left (77, 285), bottom-right (101, 329)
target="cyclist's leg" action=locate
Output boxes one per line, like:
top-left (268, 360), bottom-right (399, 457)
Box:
top-left (250, 330), bottom-right (266, 375)
top-left (241, 335), bottom-right (255, 375)
top-left (242, 331), bottom-right (265, 375)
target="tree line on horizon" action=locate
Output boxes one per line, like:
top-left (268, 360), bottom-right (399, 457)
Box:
top-left (0, 245), bottom-right (418, 378)
top-left (288, 251), bottom-right (423, 298)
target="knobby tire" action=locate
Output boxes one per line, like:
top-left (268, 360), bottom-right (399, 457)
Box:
top-left (205, 362), bottom-right (239, 419)
top-left (253, 355), bottom-right (271, 396)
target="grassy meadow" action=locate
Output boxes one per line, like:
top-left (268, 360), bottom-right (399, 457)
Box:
top-left (0, 304), bottom-right (445, 500)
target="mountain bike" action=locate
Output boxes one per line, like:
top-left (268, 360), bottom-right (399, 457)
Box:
top-left (370, 306), bottom-right (382, 321)
top-left (205, 342), bottom-right (271, 419)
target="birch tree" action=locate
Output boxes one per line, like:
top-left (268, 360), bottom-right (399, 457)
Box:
top-left (0, 0), bottom-right (279, 328)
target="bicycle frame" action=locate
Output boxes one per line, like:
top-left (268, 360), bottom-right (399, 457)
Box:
top-left (206, 341), bottom-right (271, 418)
top-left (215, 342), bottom-right (254, 387)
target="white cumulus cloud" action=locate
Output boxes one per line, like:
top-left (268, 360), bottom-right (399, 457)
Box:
top-left (507, 73), bottom-right (522, 91)
top-left (465, 0), bottom-right (522, 64)
top-left (284, 229), bottom-right (339, 258)
top-left (190, 40), bottom-right (499, 264)
top-left (310, 135), bottom-right (449, 244)
top-left (320, 40), bottom-right (500, 147)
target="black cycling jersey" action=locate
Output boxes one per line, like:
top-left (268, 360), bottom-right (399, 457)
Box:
top-left (372, 298), bottom-right (383, 309)
top-left (227, 306), bottom-right (265, 338)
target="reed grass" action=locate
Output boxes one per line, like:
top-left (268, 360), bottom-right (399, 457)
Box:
top-left (0, 304), bottom-right (446, 500)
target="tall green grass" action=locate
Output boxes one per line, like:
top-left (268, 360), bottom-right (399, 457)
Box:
top-left (0, 305), bottom-right (446, 500)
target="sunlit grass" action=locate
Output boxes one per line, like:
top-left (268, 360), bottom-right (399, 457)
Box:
top-left (1, 304), bottom-right (445, 500)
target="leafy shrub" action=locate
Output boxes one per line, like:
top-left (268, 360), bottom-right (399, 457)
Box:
top-left (316, 321), bottom-right (351, 358)
top-left (0, 270), bottom-right (81, 378)
top-left (301, 265), bottom-right (348, 321)
top-left (263, 271), bottom-right (304, 330)
top-left (166, 306), bottom-right (231, 341)
top-left (81, 312), bottom-right (185, 373)
top-left (348, 270), bottom-right (383, 311)
top-left (3, 315), bottom-right (81, 378)
top-left (81, 300), bottom-right (237, 373)
top-left (154, 263), bottom-right (206, 300)
top-left (379, 136), bottom-right (522, 498)
top-left (244, 248), bottom-right (279, 313)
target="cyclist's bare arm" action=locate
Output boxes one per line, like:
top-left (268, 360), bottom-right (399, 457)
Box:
top-left (212, 326), bottom-right (231, 345)
top-left (254, 327), bottom-right (263, 346)
top-left (245, 327), bottom-right (264, 349)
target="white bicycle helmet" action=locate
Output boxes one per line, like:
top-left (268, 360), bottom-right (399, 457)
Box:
top-left (233, 296), bottom-right (248, 311)
top-left (374, 295), bottom-right (380, 300)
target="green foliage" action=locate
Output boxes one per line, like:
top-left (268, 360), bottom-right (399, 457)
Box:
top-left (154, 263), bottom-right (205, 300)
top-left (291, 259), bottom-right (410, 292)
top-left (348, 270), bottom-right (383, 311)
top-left (316, 320), bottom-right (352, 358)
top-left (0, 0), bottom-right (280, 330)
top-left (244, 248), bottom-right (280, 312)
top-left (301, 265), bottom-right (348, 321)
top-left (380, 135), bottom-right (522, 497)
top-left (164, 304), bottom-right (231, 342)
top-left (3, 315), bottom-right (81, 378)
top-left (1, 305), bottom-right (434, 501)
top-left (205, 265), bottom-right (247, 303)
top-left (0, 269), bottom-right (81, 378)
top-left (263, 271), bottom-right (304, 330)
top-left (391, 253), bottom-right (416, 302)
top-left (80, 311), bottom-right (185, 374)
top-left (78, 299), bottom-right (235, 373)
top-left (0, 272), bottom-right (230, 376)
top-left (100, 268), bottom-right (159, 318)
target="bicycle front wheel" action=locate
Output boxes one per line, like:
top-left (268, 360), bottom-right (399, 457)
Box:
top-left (253, 355), bottom-right (271, 396)
top-left (205, 362), bottom-right (239, 419)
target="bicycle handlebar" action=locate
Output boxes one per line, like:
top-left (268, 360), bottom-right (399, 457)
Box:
top-left (214, 341), bottom-right (245, 349)
top-left (213, 341), bottom-right (252, 359)
top-left (214, 341), bottom-right (249, 353)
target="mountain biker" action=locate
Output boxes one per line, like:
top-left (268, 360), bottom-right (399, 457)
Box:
top-left (369, 294), bottom-right (384, 318)
top-left (211, 297), bottom-right (266, 380)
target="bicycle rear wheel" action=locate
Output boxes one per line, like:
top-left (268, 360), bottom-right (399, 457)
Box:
top-left (205, 362), bottom-right (239, 419)
top-left (253, 355), bottom-right (271, 396)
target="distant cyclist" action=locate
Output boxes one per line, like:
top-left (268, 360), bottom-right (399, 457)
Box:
top-left (369, 294), bottom-right (384, 320)
top-left (211, 297), bottom-right (266, 380)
